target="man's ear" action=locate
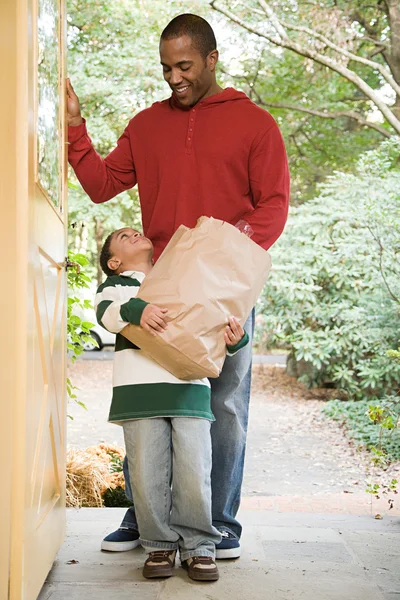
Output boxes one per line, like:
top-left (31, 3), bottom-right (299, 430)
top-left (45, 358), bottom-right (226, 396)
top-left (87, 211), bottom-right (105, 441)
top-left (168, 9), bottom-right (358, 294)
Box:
top-left (207, 49), bottom-right (219, 72)
top-left (107, 256), bottom-right (121, 272)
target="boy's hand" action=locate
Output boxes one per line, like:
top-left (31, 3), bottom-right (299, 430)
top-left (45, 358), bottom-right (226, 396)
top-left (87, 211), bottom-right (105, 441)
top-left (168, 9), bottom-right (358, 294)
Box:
top-left (225, 316), bottom-right (245, 347)
top-left (140, 304), bottom-right (168, 336)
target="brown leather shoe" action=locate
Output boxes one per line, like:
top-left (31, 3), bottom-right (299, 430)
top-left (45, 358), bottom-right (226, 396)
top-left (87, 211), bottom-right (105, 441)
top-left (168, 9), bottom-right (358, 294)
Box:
top-left (182, 556), bottom-right (219, 581)
top-left (143, 550), bottom-right (176, 579)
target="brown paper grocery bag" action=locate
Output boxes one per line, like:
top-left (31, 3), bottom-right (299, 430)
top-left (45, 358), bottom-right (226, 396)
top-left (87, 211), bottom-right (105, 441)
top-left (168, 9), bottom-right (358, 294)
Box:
top-left (122, 217), bottom-right (272, 379)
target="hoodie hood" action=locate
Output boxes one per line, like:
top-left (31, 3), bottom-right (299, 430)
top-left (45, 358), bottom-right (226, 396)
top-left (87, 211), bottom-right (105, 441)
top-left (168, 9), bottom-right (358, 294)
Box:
top-left (170, 87), bottom-right (249, 110)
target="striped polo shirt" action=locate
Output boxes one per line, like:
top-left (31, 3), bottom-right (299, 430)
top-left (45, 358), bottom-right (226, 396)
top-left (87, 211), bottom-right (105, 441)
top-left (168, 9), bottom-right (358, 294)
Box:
top-left (94, 271), bottom-right (214, 423)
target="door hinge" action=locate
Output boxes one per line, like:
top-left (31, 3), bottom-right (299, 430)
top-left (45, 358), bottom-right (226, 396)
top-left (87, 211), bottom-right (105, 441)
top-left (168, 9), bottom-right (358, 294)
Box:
top-left (64, 257), bottom-right (81, 273)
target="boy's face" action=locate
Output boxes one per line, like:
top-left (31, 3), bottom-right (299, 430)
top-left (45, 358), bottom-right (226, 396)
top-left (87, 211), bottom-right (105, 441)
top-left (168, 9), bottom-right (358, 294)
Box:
top-left (107, 228), bottom-right (153, 273)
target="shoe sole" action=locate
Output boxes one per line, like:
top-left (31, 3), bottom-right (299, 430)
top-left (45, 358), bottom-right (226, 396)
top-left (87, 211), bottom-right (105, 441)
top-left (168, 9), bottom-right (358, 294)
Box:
top-left (143, 567), bottom-right (174, 579)
top-left (187, 570), bottom-right (219, 581)
top-left (101, 539), bottom-right (141, 552)
top-left (215, 547), bottom-right (241, 560)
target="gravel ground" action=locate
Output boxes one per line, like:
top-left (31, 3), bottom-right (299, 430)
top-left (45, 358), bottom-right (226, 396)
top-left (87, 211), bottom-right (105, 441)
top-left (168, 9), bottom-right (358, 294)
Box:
top-left (67, 360), bottom-right (400, 498)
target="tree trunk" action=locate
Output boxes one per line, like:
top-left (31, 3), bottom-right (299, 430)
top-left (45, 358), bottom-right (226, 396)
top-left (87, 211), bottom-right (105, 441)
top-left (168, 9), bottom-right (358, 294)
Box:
top-left (94, 218), bottom-right (104, 287)
top-left (80, 222), bottom-right (88, 255)
top-left (385, 0), bottom-right (400, 118)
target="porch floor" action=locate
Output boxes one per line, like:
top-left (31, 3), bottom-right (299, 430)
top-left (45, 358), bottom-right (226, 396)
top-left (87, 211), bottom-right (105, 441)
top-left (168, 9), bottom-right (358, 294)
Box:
top-left (38, 507), bottom-right (400, 600)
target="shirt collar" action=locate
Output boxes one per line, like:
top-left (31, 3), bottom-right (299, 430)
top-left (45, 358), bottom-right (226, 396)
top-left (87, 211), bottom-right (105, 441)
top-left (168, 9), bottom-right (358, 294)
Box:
top-left (120, 270), bottom-right (146, 283)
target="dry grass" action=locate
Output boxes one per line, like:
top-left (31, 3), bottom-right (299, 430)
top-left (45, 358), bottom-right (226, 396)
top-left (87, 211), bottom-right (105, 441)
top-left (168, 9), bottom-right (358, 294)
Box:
top-left (66, 443), bottom-right (125, 508)
top-left (251, 364), bottom-right (337, 401)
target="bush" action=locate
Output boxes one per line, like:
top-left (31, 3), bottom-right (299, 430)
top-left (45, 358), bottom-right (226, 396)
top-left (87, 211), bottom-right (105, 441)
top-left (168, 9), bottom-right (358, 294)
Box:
top-left (258, 138), bottom-right (400, 399)
top-left (322, 399), bottom-right (400, 461)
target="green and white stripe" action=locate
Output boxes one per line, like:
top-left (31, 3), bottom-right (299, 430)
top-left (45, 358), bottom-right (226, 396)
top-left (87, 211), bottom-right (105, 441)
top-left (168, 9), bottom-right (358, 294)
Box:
top-left (94, 270), bottom-right (213, 423)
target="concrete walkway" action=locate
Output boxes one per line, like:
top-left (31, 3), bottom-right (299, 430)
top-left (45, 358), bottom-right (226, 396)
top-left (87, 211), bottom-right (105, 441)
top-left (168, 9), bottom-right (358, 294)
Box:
top-left (39, 507), bottom-right (400, 600)
top-left (67, 361), bottom-right (400, 514)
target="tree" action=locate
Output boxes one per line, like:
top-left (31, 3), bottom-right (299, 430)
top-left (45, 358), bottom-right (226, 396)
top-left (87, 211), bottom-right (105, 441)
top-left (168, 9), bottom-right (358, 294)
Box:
top-left (212, 1), bottom-right (400, 199)
top-left (211, 0), bottom-right (400, 133)
top-left (257, 137), bottom-right (400, 398)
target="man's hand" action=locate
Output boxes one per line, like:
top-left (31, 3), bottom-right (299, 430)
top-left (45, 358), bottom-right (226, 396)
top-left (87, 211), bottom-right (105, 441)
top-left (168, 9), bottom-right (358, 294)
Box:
top-left (224, 316), bottom-right (245, 347)
top-left (140, 304), bottom-right (168, 336)
top-left (66, 78), bottom-right (83, 126)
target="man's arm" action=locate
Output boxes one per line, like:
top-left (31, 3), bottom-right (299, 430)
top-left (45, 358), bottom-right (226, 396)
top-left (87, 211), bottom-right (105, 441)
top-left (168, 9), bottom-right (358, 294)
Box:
top-left (241, 121), bottom-right (290, 250)
top-left (67, 79), bottom-right (137, 204)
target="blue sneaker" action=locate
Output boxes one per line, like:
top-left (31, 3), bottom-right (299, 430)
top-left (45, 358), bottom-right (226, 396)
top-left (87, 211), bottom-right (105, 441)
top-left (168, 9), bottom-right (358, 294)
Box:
top-left (101, 527), bottom-right (141, 552)
top-left (215, 530), bottom-right (241, 559)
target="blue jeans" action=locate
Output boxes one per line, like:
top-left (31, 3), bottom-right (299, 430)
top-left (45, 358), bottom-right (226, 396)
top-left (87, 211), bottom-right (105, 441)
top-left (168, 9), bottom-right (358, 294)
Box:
top-left (123, 417), bottom-right (221, 559)
top-left (120, 309), bottom-right (254, 539)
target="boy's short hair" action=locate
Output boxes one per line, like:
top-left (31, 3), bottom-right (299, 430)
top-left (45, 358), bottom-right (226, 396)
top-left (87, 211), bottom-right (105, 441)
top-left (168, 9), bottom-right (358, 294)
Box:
top-left (100, 232), bottom-right (116, 277)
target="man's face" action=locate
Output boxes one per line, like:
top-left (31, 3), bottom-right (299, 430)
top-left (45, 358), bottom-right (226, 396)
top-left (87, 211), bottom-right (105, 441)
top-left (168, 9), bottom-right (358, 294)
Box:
top-left (108, 228), bottom-right (153, 272)
top-left (160, 35), bottom-right (217, 107)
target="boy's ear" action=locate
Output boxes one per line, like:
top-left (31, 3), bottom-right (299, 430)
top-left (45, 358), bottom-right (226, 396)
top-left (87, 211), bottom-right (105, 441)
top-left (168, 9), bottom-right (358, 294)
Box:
top-left (107, 256), bottom-right (121, 272)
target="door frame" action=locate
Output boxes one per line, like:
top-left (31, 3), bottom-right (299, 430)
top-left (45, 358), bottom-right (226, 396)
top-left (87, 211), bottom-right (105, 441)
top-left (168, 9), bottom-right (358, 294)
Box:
top-left (0, 0), bottom-right (68, 598)
top-left (0, 1), bottom-right (30, 598)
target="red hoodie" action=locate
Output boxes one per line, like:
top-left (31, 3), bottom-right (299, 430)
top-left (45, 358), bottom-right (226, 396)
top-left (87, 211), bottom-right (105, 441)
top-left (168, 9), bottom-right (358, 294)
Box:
top-left (68, 88), bottom-right (290, 261)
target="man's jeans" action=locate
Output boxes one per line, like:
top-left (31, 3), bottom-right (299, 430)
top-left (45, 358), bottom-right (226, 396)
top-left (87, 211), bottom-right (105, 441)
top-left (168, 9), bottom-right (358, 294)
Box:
top-left (123, 417), bottom-right (221, 559)
top-left (121, 309), bottom-right (254, 539)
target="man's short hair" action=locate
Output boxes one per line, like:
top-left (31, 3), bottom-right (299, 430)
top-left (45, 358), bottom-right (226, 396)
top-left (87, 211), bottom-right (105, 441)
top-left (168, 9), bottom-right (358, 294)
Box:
top-left (161, 14), bottom-right (217, 60)
top-left (100, 232), bottom-right (116, 278)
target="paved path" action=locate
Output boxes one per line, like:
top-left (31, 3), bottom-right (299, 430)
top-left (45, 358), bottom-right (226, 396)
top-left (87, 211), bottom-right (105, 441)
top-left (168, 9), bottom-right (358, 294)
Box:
top-left (39, 508), bottom-right (400, 600)
top-left (80, 349), bottom-right (287, 364)
top-left (40, 362), bottom-right (400, 598)
top-left (67, 360), bottom-right (400, 517)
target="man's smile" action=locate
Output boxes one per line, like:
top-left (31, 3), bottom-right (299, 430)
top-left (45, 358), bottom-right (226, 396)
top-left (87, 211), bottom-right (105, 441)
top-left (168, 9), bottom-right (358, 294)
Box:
top-left (174, 85), bottom-right (190, 94)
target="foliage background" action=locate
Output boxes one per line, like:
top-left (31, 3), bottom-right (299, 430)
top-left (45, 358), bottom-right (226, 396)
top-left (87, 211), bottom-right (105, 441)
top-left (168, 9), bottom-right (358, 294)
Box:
top-left (68, 0), bottom-right (399, 281)
top-left (256, 139), bottom-right (400, 399)
top-left (67, 1), bottom-right (400, 462)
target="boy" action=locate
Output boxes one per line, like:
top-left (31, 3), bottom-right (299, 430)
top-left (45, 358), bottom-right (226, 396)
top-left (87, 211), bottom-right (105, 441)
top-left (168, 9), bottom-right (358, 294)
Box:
top-left (95, 227), bottom-right (249, 582)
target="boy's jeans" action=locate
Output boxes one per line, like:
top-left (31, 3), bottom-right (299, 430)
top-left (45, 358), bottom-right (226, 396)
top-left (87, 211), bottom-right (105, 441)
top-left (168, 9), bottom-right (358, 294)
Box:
top-left (121, 309), bottom-right (254, 539)
top-left (122, 417), bottom-right (221, 560)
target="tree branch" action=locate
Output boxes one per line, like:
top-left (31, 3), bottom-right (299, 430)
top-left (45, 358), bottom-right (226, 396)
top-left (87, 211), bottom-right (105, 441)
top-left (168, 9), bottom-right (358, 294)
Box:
top-left (360, 36), bottom-right (389, 49)
top-left (368, 46), bottom-right (387, 58)
top-left (256, 99), bottom-right (392, 138)
top-left (221, 65), bottom-right (391, 138)
top-left (257, 1), bottom-right (400, 97)
top-left (289, 132), bottom-right (306, 158)
top-left (257, 0), bottom-right (289, 40)
top-left (351, 10), bottom-right (381, 36)
top-left (210, 0), bottom-right (400, 135)
top-left (366, 225), bottom-right (400, 306)
top-left (67, 21), bottom-right (84, 31)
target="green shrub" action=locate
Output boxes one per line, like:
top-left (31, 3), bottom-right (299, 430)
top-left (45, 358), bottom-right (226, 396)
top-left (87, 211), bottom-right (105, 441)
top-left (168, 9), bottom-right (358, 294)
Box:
top-left (322, 399), bottom-right (400, 461)
top-left (258, 138), bottom-right (400, 399)
top-left (102, 487), bottom-right (133, 508)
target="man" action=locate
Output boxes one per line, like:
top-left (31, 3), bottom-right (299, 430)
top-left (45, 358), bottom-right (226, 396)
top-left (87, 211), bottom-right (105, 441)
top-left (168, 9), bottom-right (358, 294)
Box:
top-left (67, 13), bottom-right (289, 560)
